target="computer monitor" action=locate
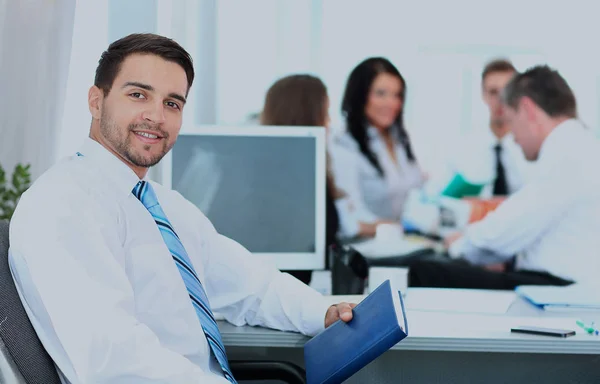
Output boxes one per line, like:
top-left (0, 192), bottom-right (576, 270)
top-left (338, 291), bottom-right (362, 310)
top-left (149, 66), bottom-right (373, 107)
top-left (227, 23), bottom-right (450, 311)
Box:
top-left (158, 125), bottom-right (326, 270)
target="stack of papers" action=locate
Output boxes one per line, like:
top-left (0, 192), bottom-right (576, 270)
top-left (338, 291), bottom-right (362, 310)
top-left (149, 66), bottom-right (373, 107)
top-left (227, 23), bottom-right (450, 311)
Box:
top-left (516, 285), bottom-right (600, 311)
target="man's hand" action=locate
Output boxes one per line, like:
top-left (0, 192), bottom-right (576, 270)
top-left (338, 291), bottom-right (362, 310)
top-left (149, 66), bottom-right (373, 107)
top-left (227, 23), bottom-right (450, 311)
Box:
top-left (444, 232), bottom-right (463, 249)
top-left (325, 302), bottom-right (357, 328)
top-left (483, 262), bottom-right (507, 272)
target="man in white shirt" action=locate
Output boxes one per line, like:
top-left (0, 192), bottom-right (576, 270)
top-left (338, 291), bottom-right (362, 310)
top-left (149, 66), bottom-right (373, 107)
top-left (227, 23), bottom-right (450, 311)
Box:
top-left (409, 65), bottom-right (600, 289)
top-left (8, 33), bottom-right (354, 383)
top-left (448, 59), bottom-right (531, 197)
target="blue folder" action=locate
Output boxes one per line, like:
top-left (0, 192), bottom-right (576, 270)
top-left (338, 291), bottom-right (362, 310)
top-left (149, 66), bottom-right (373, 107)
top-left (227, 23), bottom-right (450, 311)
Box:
top-left (304, 280), bottom-right (408, 384)
top-left (516, 285), bottom-right (600, 310)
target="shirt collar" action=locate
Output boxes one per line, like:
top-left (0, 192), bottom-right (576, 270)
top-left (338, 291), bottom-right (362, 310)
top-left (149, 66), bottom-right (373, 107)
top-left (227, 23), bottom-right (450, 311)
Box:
top-left (537, 118), bottom-right (580, 163)
top-left (367, 124), bottom-right (399, 141)
top-left (367, 125), bottom-right (380, 140)
top-left (489, 132), bottom-right (514, 149)
top-left (78, 137), bottom-right (143, 198)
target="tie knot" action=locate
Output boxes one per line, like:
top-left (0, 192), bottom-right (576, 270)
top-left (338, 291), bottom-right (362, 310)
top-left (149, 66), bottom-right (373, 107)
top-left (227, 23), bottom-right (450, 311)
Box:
top-left (132, 181), bottom-right (159, 209)
top-left (494, 144), bottom-right (502, 154)
top-left (132, 181), bottom-right (145, 198)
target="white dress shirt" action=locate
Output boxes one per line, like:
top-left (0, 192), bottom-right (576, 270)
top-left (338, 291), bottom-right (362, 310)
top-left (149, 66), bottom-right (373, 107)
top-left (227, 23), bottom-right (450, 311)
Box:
top-left (449, 130), bottom-right (532, 197)
top-left (450, 119), bottom-right (600, 285)
top-left (9, 138), bottom-right (330, 384)
top-left (330, 127), bottom-right (424, 223)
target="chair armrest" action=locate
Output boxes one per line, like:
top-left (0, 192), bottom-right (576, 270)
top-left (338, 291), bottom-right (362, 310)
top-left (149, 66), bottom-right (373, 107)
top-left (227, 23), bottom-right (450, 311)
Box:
top-left (229, 360), bottom-right (306, 384)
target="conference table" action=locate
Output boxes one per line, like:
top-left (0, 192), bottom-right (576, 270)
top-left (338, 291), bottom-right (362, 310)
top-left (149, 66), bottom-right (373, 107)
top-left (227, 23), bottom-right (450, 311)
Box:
top-left (219, 288), bottom-right (600, 383)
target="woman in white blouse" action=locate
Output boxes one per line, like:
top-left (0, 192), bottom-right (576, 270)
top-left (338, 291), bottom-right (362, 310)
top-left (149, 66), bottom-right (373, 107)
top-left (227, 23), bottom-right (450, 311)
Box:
top-left (331, 57), bottom-right (425, 224)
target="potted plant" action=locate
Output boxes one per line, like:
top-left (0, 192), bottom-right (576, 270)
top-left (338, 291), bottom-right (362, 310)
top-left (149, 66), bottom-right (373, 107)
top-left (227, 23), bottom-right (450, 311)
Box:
top-left (0, 163), bottom-right (32, 220)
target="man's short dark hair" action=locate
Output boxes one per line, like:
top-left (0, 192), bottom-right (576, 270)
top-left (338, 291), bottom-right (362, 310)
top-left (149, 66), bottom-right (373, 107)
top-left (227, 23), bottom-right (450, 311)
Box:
top-left (94, 33), bottom-right (195, 97)
top-left (501, 65), bottom-right (577, 118)
top-left (482, 59), bottom-right (516, 82)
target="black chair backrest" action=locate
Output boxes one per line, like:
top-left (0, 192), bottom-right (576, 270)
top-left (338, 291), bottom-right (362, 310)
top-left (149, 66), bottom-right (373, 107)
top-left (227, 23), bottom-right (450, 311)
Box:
top-left (329, 244), bottom-right (368, 295)
top-left (0, 220), bottom-right (61, 383)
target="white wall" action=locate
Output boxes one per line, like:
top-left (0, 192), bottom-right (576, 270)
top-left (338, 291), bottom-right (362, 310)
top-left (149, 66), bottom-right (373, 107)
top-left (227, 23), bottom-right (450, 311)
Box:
top-left (213, 0), bottom-right (600, 176)
top-left (216, 0), bottom-right (320, 124)
top-left (0, 0), bottom-right (75, 179)
top-left (58, 1), bottom-right (109, 160)
top-left (58, 0), bottom-right (600, 178)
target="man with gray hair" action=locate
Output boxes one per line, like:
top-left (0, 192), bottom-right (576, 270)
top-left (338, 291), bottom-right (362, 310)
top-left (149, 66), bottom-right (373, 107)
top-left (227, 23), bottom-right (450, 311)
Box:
top-left (410, 65), bottom-right (600, 289)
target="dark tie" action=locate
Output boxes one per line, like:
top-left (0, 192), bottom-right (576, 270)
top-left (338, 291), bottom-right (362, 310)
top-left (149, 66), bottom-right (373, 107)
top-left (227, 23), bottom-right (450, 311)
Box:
top-left (133, 181), bottom-right (237, 383)
top-left (493, 144), bottom-right (508, 196)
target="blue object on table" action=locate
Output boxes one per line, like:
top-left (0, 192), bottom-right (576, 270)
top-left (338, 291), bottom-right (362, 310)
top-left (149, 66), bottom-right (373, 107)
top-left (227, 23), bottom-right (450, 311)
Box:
top-left (304, 280), bottom-right (408, 384)
top-left (516, 285), bottom-right (600, 310)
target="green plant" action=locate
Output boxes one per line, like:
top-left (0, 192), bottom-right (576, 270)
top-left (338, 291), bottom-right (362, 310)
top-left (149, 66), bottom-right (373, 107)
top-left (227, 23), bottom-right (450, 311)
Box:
top-left (0, 163), bottom-right (32, 220)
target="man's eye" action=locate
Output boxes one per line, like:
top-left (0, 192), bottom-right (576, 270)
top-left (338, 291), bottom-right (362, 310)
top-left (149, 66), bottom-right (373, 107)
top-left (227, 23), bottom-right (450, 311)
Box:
top-left (166, 101), bottom-right (181, 110)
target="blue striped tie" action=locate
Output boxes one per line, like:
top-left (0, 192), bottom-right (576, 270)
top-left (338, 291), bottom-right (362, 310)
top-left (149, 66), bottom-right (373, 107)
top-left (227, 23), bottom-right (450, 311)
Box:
top-left (133, 180), bottom-right (237, 383)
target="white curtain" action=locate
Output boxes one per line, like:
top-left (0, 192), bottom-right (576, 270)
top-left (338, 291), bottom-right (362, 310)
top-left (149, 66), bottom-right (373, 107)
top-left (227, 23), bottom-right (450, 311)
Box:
top-left (0, 0), bottom-right (76, 180)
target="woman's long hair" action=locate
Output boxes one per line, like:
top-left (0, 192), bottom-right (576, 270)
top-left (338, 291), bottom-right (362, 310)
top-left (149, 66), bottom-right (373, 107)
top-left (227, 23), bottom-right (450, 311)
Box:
top-left (341, 57), bottom-right (416, 176)
top-left (261, 74), bottom-right (344, 198)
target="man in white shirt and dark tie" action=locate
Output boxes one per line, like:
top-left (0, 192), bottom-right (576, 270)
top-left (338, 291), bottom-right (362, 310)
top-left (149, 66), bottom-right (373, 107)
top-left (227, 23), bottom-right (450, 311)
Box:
top-left (449, 59), bottom-right (531, 197)
top-left (480, 59), bottom-right (530, 196)
top-left (8, 33), bottom-right (354, 383)
top-left (410, 65), bottom-right (600, 289)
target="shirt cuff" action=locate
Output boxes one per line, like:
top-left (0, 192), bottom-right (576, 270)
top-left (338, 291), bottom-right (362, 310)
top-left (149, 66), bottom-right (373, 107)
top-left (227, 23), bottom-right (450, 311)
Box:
top-left (334, 197), bottom-right (360, 238)
top-left (448, 236), bottom-right (467, 259)
top-left (299, 294), bottom-right (333, 337)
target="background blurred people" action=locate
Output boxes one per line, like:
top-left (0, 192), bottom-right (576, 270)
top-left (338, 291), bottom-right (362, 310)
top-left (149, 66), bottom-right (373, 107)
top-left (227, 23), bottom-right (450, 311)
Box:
top-left (443, 59), bottom-right (532, 198)
top-left (331, 58), bottom-right (425, 228)
top-left (260, 74), bottom-right (389, 284)
top-left (410, 65), bottom-right (600, 289)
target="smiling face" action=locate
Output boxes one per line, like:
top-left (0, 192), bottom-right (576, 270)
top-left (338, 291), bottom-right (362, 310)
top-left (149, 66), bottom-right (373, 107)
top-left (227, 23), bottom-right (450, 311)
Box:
top-left (88, 53), bottom-right (188, 178)
top-left (364, 73), bottom-right (403, 132)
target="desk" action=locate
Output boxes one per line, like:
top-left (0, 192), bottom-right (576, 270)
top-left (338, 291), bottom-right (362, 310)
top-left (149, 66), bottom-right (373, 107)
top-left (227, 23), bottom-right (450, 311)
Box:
top-left (220, 289), bottom-right (600, 383)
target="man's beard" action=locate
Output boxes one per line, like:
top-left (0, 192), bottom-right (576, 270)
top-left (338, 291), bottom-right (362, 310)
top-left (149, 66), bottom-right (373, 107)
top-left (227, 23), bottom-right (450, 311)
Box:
top-left (100, 110), bottom-right (172, 168)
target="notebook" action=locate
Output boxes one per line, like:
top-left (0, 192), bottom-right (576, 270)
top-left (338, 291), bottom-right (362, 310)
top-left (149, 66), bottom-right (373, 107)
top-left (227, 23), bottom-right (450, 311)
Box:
top-left (304, 280), bottom-right (408, 384)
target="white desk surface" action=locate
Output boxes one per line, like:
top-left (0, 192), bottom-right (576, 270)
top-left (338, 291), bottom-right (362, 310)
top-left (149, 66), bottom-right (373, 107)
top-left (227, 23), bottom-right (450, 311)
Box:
top-left (219, 288), bottom-right (600, 355)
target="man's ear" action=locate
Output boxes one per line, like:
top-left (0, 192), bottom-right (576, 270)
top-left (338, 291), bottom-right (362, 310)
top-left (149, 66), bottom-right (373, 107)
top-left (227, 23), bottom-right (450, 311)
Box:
top-left (520, 96), bottom-right (538, 122)
top-left (88, 86), bottom-right (104, 120)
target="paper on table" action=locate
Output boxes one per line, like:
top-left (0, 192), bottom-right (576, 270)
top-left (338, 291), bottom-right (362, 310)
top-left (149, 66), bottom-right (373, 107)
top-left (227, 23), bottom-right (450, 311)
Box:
top-left (214, 288), bottom-right (516, 321)
top-left (322, 289), bottom-right (516, 315)
top-left (516, 285), bottom-right (600, 308)
top-left (407, 311), bottom-right (582, 338)
top-left (403, 288), bottom-right (516, 315)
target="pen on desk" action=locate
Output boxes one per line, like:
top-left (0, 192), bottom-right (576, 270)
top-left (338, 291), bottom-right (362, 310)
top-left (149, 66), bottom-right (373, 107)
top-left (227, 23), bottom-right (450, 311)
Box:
top-left (576, 320), bottom-right (599, 335)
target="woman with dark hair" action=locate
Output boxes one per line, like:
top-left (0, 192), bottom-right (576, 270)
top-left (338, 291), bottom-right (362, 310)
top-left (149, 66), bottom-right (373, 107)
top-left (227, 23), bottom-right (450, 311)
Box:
top-left (261, 74), bottom-right (386, 284)
top-left (331, 57), bottom-right (425, 225)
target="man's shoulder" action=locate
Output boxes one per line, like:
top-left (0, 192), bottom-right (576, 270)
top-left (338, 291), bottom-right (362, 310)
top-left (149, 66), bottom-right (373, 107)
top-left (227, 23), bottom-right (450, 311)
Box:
top-left (13, 158), bottom-right (95, 219)
top-left (24, 158), bottom-right (86, 198)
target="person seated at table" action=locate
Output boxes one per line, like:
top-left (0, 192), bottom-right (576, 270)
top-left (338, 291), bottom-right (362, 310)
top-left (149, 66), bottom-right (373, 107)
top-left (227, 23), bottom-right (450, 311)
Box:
top-left (409, 65), bottom-right (600, 290)
top-left (8, 33), bottom-right (355, 383)
top-left (330, 57), bottom-right (426, 227)
top-left (444, 59), bottom-right (531, 199)
top-left (260, 74), bottom-right (391, 284)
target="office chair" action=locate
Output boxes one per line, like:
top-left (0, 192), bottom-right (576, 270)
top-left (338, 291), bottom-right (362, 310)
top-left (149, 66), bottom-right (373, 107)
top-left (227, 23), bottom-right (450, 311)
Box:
top-left (0, 220), bottom-right (305, 383)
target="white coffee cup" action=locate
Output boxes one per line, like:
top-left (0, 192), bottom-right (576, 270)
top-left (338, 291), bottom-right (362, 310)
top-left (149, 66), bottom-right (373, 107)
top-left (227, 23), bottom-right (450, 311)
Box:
top-left (368, 266), bottom-right (409, 296)
top-left (375, 223), bottom-right (404, 243)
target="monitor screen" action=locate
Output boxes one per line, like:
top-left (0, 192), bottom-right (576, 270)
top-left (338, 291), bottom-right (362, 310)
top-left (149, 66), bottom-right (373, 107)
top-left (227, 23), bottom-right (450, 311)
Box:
top-left (158, 125), bottom-right (326, 270)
